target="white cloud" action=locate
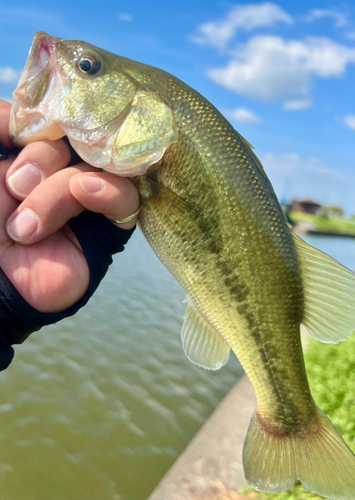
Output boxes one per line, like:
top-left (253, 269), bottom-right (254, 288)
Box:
top-left (207, 36), bottom-right (355, 109)
top-left (343, 115), bottom-right (355, 130)
top-left (263, 152), bottom-right (346, 180)
top-left (0, 67), bottom-right (21, 84)
top-left (261, 152), bottom-right (353, 210)
top-left (192, 2), bottom-right (292, 48)
top-left (346, 32), bottom-right (355, 40)
top-left (118, 13), bottom-right (133, 22)
top-left (305, 9), bottom-right (349, 27)
top-left (226, 107), bottom-right (262, 124)
top-left (283, 99), bottom-right (312, 111)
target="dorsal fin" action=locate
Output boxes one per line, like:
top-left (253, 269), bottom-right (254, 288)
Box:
top-left (237, 131), bottom-right (268, 179)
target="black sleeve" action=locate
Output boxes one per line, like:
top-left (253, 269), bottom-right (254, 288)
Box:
top-left (0, 211), bottom-right (135, 370)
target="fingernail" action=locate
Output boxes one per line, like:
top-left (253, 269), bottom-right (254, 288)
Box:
top-left (8, 163), bottom-right (42, 197)
top-left (7, 209), bottom-right (39, 241)
top-left (79, 176), bottom-right (104, 193)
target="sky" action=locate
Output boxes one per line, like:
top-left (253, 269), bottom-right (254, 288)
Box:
top-left (1, 0), bottom-right (354, 213)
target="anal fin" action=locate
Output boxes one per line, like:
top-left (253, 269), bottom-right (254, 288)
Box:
top-left (181, 296), bottom-right (230, 370)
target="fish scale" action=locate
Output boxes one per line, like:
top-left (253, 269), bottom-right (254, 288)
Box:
top-left (10, 32), bottom-right (355, 499)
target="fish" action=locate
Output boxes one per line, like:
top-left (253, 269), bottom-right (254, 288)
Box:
top-left (9, 32), bottom-right (355, 499)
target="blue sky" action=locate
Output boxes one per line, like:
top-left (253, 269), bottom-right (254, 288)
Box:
top-left (1, 1), bottom-right (355, 213)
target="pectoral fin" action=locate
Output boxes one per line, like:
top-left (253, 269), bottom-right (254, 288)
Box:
top-left (181, 296), bottom-right (230, 370)
top-left (292, 233), bottom-right (355, 343)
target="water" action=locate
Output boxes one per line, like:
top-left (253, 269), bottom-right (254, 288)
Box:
top-left (302, 233), bottom-right (355, 271)
top-left (0, 229), bottom-right (243, 500)
top-left (1, 231), bottom-right (354, 500)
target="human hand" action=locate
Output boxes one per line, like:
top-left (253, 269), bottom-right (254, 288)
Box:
top-left (0, 99), bottom-right (140, 314)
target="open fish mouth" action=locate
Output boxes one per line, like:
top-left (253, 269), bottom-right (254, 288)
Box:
top-left (13, 32), bottom-right (56, 109)
top-left (10, 32), bottom-right (63, 145)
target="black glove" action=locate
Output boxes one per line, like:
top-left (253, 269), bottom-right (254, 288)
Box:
top-left (0, 211), bottom-right (135, 370)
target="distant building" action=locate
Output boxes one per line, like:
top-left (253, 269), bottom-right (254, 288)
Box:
top-left (291, 200), bottom-right (323, 215)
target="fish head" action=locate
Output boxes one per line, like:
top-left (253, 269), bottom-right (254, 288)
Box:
top-left (10, 32), bottom-right (178, 176)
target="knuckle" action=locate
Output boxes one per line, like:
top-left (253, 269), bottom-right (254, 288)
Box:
top-left (116, 178), bottom-right (137, 205)
top-left (117, 179), bottom-right (132, 202)
top-left (17, 139), bottom-right (71, 170)
top-left (43, 139), bottom-right (72, 167)
top-left (112, 183), bottom-right (139, 217)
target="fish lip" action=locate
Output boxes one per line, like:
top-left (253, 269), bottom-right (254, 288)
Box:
top-left (32, 31), bottom-right (56, 63)
top-left (10, 32), bottom-right (62, 144)
top-left (12, 32), bottom-right (56, 109)
top-left (33, 32), bottom-right (56, 72)
top-left (22, 32), bottom-right (56, 85)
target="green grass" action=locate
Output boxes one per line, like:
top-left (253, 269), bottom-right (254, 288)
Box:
top-left (238, 333), bottom-right (355, 499)
top-left (289, 212), bottom-right (355, 236)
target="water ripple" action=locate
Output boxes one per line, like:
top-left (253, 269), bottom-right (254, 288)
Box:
top-left (0, 229), bottom-right (244, 500)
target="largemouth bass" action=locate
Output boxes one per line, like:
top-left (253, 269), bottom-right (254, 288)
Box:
top-left (10, 32), bottom-right (355, 499)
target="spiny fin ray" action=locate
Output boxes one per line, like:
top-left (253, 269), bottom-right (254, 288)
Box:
top-left (237, 131), bottom-right (269, 179)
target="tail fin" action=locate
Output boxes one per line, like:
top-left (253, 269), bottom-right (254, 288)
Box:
top-left (243, 406), bottom-right (355, 500)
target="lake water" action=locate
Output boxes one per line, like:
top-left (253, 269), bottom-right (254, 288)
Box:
top-left (0, 230), bottom-right (354, 500)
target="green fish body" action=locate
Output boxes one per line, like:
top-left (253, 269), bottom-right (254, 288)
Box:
top-left (10, 32), bottom-right (355, 499)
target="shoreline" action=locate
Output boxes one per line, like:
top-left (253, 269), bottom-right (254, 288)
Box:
top-left (289, 212), bottom-right (355, 238)
top-left (293, 224), bottom-right (355, 238)
top-left (147, 375), bottom-right (255, 500)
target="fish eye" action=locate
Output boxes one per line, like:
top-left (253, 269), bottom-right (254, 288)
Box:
top-left (77, 55), bottom-right (102, 75)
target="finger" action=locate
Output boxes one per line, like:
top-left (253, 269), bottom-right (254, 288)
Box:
top-left (6, 167), bottom-right (139, 244)
top-left (69, 172), bottom-right (140, 230)
top-left (6, 138), bottom-right (74, 199)
top-left (0, 155), bottom-right (20, 245)
top-left (6, 164), bottom-right (89, 244)
top-left (0, 99), bottom-right (14, 150)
